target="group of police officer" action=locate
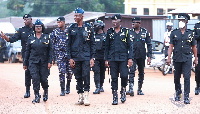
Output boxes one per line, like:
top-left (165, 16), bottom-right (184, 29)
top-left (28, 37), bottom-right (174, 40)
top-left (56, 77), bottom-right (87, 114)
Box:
top-left (1, 7), bottom-right (200, 105)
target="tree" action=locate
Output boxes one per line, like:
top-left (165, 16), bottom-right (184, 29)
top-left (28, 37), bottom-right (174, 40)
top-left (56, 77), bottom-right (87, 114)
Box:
top-left (7, 0), bottom-right (26, 16)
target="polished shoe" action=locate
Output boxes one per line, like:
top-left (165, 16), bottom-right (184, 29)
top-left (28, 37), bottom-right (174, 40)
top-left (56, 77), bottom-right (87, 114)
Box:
top-left (32, 91), bottom-right (41, 104)
top-left (184, 98), bottom-right (190, 104)
top-left (195, 87), bottom-right (199, 95)
top-left (100, 86), bottom-right (104, 92)
top-left (66, 80), bottom-right (71, 94)
top-left (93, 88), bottom-right (100, 94)
top-left (137, 90), bottom-right (144, 95)
top-left (24, 90), bottom-right (30, 98)
top-left (175, 90), bottom-right (182, 101)
top-left (43, 90), bottom-right (48, 102)
top-left (112, 90), bottom-right (118, 105)
top-left (120, 87), bottom-right (126, 103)
top-left (60, 89), bottom-right (65, 96)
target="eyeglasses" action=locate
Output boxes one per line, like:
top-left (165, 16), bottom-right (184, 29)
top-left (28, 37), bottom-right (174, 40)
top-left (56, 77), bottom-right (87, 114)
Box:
top-left (132, 22), bottom-right (140, 24)
top-left (35, 26), bottom-right (42, 28)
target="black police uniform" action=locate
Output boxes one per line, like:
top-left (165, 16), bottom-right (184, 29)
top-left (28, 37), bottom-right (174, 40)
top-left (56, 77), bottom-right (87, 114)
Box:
top-left (105, 26), bottom-right (133, 104)
top-left (128, 27), bottom-right (152, 95)
top-left (92, 32), bottom-right (106, 94)
top-left (194, 22), bottom-right (200, 94)
top-left (67, 22), bottom-right (95, 94)
top-left (23, 33), bottom-right (53, 102)
top-left (9, 25), bottom-right (34, 97)
top-left (170, 28), bottom-right (195, 100)
top-left (0, 37), bottom-right (6, 62)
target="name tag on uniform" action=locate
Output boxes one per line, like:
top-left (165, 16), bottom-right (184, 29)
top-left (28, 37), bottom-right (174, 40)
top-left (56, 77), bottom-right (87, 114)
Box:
top-left (95, 39), bottom-right (100, 41)
top-left (31, 40), bottom-right (35, 44)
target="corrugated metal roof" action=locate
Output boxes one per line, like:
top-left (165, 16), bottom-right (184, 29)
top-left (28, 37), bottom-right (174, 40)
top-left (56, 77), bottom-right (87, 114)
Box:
top-left (168, 3), bottom-right (200, 15)
top-left (46, 11), bottom-right (106, 28)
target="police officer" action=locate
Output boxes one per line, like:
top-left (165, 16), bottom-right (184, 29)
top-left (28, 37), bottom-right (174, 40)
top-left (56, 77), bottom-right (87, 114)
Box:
top-left (167, 13), bottom-right (197, 104)
top-left (0, 36), bottom-right (6, 63)
top-left (194, 21), bottom-right (200, 95)
top-left (105, 14), bottom-right (133, 105)
top-left (126, 17), bottom-right (152, 96)
top-left (23, 19), bottom-right (53, 103)
top-left (50, 16), bottom-right (73, 96)
top-left (164, 22), bottom-right (173, 74)
top-left (67, 7), bottom-right (95, 106)
top-left (1, 14), bottom-right (34, 98)
top-left (92, 20), bottom-right (106, 94)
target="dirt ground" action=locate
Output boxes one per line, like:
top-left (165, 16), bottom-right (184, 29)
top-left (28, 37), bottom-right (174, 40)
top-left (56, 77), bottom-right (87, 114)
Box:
top-left (0, 63), bottom-right (200, 114)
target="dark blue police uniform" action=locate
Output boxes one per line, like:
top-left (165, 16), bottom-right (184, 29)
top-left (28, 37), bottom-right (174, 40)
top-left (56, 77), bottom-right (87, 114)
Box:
top-left (67, 22), bottom-right (95, 93)
top-left (170, 28), bottom-right (195, 101)
top-left (105, 14), bottom-right (133, 104)
top-left (194, 22), bottom-right (200, 95)
top-left (92, 32), bottom-right (106, 94)
top-left (128, 27), bottom-right (152, 95)
top-left (0, 37), bottom-right (6, 62)
top-left (8, 14), bottom-right (34, 98)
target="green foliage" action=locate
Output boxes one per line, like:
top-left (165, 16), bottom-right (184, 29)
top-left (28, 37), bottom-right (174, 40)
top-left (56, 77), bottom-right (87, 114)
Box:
top-left (3, 0), bottom-right (124, 17)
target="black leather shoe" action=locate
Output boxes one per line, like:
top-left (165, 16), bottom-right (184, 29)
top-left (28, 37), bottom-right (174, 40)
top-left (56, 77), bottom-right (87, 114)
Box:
top-left (175, 91), bottom-right (182, 101)
top-left (184, 98), bottom-right (190, 104)
top-left (43, 90), bottom-right (48, 102)
top-left (93, 88), bottom-right (100, 94)
top-left (195, 87), bottom-right (199, 95)
top-left (137, 90), bottom-right (144, 95)
top-left (112, 90), bottom-right (118, 105)
top-left (120, 87), bottom-right (126, 103)
top-left (32, 94), bottom-right (41, 104)
top-left (66, 86), bottom-right (70, 94)
top-left (100, 87), bottom-right (104, 92)
top-left (60, 90), bottom-right (65, 96)
top-left (24, 90), bottom-right (30, 98)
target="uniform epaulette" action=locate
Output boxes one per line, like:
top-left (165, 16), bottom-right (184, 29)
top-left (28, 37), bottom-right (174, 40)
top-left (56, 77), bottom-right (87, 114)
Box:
top-left (68, 23), bottom-right (74, 28)
top-left (141, 27), bottom-right (147, 31)
top-left (172, 28), bottom-right (179, 32)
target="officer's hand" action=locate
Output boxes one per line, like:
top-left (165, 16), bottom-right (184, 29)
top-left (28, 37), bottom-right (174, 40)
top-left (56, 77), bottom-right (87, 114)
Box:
top-left (193, 59), bottom-right (198, 67)
top-left (23, 66), bottom-right (27, 70)
top-left (70, 59), bottom-right (75, 68)
top-left (105, 60), bottom-right (109, 67)
top-left (147, 57), bottom-right (151, 65)
top-left (48, 63), bottom-right (52, 69)
top-left (166, 58), bottom-right (171, 66)
top-left (128, 59), bottom-right (133, 67)
top-left (90, 58), bottom-right (95, 67)
top-left (1, 31), bottom-right (5, 39)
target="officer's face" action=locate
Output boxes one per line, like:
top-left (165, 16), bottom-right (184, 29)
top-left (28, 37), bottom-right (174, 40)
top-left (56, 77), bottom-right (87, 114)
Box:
top-left (74, 13), bottom-right (83, 23)
top-left (24, 18), bottom-right (32, 26)
top-left (132, 21), bottom-right (141, 28)
top-left (57, 21), bottom-right (65, 28)
top-left (167, 25), bottom-right (172, 31)
top-left (112, 19), bottom-right (121, 28)
top-left (35, 25), bottom-right (42, 33)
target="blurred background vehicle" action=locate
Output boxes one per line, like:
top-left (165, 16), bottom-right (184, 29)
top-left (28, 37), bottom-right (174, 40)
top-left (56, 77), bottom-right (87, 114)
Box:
top-left (8, 40), bottom-right (22, 63)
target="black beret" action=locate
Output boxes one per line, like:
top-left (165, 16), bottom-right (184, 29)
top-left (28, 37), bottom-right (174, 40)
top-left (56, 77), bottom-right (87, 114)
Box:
top-left (132, 17), bottom-right (141, 21)
top-left (57, 16), bottom-right (65, 21)
top-left (23, 14), bottom-right (32, 19)
top-left (111, 14), bottom-right (122, 20)
top-left (178, 13), bottom-right (190, 20)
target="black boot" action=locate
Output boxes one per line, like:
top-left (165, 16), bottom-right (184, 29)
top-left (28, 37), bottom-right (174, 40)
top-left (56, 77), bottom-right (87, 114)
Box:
top-left (93, 83), bottom-right (100, 94)
top-left (175, 90), bottom-right (182, 101)
top-left (60, 82), bottom-right (65, 96)
top-left (184, 93), bottom-right (190, 104)
top-left (100, 83), bottom-right (104, 92)
top-left (120, 87), bottom-right (126, 103)
top-left (195, 82), bottom-right (200, 95)
top-left (43, 89), bottom-right (48, 102)
top-left (32, 90), bottom-right (41, 104)
top-left (137, 83), bottom-right (144, 95)
top-left (112, 90), bottom-right (118, 105)
top-left (168, 68), bottom-right (172, 74)
top-left (66, 80), bottom-right (71, 94)
top-left (126, 83), bottom-right (134, 96)
top-left (24, 86), bottom-right (30, 98)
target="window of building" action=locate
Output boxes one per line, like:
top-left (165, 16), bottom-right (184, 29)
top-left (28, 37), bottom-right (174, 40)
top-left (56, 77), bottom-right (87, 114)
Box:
top-left (157, 8), bottom-right (163, 15)
top-left (168, 9), bottom-right (175, 12)
top-left (132, 8), bottom-right (137, 14)
top-left (144, 8), bottom-right (149, 15)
